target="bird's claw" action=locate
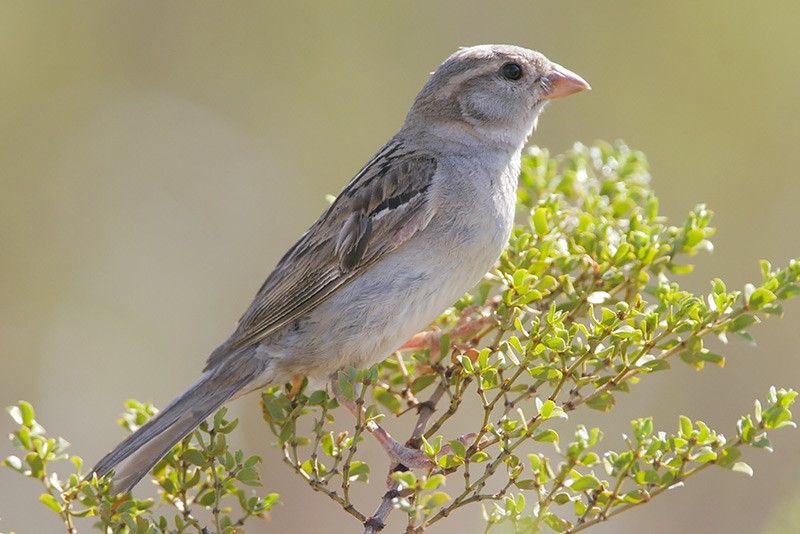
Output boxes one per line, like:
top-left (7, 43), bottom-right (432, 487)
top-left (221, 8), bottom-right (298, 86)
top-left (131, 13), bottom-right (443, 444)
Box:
top-left (329, 377), bottom-right (484, 470)
top-left (367, 422), bottom-right (435, 469)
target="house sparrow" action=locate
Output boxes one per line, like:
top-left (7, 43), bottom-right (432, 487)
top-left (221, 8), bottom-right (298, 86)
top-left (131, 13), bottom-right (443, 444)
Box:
top-left (92, 44), bottom-right (589, 492)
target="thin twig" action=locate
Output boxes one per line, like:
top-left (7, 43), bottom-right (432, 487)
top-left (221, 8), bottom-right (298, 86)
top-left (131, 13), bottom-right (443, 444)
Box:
top-left (282, 444), bottom-right (367, 523)
top-left (363, 377), bottom-right (449, 533)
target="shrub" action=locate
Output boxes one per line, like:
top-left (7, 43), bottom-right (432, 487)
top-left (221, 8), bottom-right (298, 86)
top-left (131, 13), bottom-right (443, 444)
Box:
top-left (4, 142), bottom-right (798, 533)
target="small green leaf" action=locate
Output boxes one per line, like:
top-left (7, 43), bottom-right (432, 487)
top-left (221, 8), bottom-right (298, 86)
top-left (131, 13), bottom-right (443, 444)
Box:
top-left (307, 390), bottom-right (328, 406)
top-left (470, 451), bottom-right (490, 463)
top-left (533, 429), bottom-right (559, 443)
top-left (543, 512), bottom-right (571, 532)
top-left (448, 440), bottom-right (467, 459)
top-left (423, 491), bottom-right (451, 511)
top-left (528, 454), bottom-right (542, 471)
top-left (516, 479), bottom-right (537, 490)
top-left (237, 466), bottom-right (260, 485)
top-left (728, 314), bottom-right (758, 332)
top-left (337, 371), bottom-right (356, 402)
top-left (679, 415), bottom-right (693, 438)
top-left (182, 449), bottom-right (206, 467)
top-left (691, 447), bottom-right (717, 463)
top-left (422, 474), bottom-right (446, 490)
top-left (586, 392), bottom-right (615, 412)
top-left (544, 337), bottom-right (567, 352)
top-left (39, 493), bottom-right (63, 513)
top-left (533, 207), bottom-right (549, 235)
top-left (198, 490), bottom-right (217, 506)
top-left (717, 447), bottom-right (742, 468)
top-left (457, 355), bottom-right (474, 374)
top-left (391, 471), bottom-right (417, 488)
top-left (410, 374), bottom-right (437, 394)
top-left (570, 475), bottom-right (600, 491)
top-left (374, 387), bottom-right (402, 414)
top-left (749, 287), bottom-right (777, 309)
top-left (537, 398), bottom-right (555, 419)
top-left (347, 461), bottom-right (370, 482)
top-left (19, 401), bottom-right (35, 427)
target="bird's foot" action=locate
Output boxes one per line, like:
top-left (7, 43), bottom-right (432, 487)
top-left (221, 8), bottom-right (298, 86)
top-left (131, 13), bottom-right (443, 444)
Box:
top-left (368, 423), bottom-right (435, 469)
top-left (328, 376), bottom-right (489, 469)
top-left (330, 378), bottom-right (435, 469)
top-left (398, 314), bottom-right (496, 355)
top-left (366, 418), bottom-right (481, 469)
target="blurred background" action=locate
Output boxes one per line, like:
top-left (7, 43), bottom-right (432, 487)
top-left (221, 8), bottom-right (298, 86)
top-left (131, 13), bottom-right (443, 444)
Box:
top-left (2, 2), bottom-right (799, 532)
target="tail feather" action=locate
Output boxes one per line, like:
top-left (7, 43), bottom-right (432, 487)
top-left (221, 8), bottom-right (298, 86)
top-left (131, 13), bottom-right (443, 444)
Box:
top-left (92, 355), bottom-right (267, 493)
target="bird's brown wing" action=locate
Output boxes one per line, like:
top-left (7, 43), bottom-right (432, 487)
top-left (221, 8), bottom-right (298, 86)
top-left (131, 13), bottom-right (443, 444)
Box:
top-left (205, 141), bottom-right (438, 370)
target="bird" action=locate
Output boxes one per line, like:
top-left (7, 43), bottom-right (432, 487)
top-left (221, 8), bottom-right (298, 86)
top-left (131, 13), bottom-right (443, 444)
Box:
top-left (91, 44), bottom-right (590, 493)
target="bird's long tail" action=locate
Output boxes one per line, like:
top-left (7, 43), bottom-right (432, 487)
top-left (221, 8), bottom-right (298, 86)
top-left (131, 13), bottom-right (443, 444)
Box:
top-left (91, 354), bottom-right (267, 493)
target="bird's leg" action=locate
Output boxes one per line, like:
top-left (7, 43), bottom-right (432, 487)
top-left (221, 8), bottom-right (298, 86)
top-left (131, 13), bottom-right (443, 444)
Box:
top-left (287, 374), bottom-right (305, 399)
top-left (329, 377), bottom-right (434, 469)
top-left (398, 315), bottom-right (496, 354)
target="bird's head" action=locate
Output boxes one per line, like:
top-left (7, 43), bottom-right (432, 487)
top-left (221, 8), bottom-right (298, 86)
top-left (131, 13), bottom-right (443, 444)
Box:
top-left (405, 44), bottom-right (590, 149)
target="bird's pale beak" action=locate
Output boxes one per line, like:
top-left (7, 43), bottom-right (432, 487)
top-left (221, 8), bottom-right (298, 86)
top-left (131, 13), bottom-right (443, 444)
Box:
top-left (542, 63), bottom-right (591, 100)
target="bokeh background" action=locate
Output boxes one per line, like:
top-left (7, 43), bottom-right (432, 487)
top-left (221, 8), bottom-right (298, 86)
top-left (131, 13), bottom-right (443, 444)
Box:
top-left (2, 2), bottom-right (799, 533)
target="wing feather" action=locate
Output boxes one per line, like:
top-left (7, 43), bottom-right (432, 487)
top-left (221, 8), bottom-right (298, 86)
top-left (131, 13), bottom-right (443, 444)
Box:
top-left (205, 144), bottom-right (437, 369)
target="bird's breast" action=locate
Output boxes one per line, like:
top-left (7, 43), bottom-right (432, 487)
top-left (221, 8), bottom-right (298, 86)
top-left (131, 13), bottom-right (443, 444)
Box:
top-left (269, 150), bottom-right (521, 380)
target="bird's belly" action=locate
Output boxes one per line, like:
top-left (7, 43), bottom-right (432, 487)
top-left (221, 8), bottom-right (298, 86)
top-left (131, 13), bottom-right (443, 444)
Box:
top-left (271, 218), bottom-right (510, 380)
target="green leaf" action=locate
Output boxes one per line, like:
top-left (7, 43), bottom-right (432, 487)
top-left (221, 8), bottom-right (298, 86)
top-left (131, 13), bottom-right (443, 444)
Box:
top-left (717, 447), bottom-right (742, 469)
top-left (533, 429), bottom-right (559, 443)
top-left (528, 454), bottom-right (542, 471)
top-left (457, 355), bottom-right (474, 374)
top-left (470, 451), bottom-right (490, 463)
top-left (237, 466), bottom-right (260, 486)
top-left (198, 490), bottom-right (217, 507)
top-left (421, 436), bottom-right (437, 458)
top-left (374, 387), bottom-right (402, 414)
top-left (422, 474), bottom-right (446, 490)
top-left (537, 398), bottom-right (555, 419)
top-left (423, 491), bottom-right (451, 511)
top-left (336, 371), bottom-right (356, 402)
top-left (533, 207), bottom-right (550, 235)
top-left (39, 493), bottom-right (63, 513)
top-left (391, 471), bottom-right (417, 488)
top-left (668, 263), bottom-right (694, 275)
top-left (410, 374), bottom-right (437, 394)
top-left (749, 288), bottom-right (776, 309)
top-left (448, 439), bottom-right (467, 459)
top-left (182, 448), bottom-right (206, 467)
top-left (679, 415), bottom-right (693, 438)
top-left (347, 461), bottom-right (370, 482)
top-left (728, 314), bottom-right (758, 332)
top-left (516, 479), bottom-right (537, 490)
top-left (507, 335), bottom-right (524, 353)
top-left (19, 401), bottom-right (35, 427)
top-left (623, 489), bottom-right (648, 504)
top-left (307, 390), bottom-right (328, 406)
top-left (711, 278), bottom-right (727, 294)
top-left (544, 337), bottom-right (567, 352)
top-left (691, 447), bottom-right (717, 463)
top-left (586, 392), bottom-right (615, 412)
top-left (570, 475), bottom-right (600, 491)
top-left (543, 512), bottom-right (571, 532)
top-left (634, 469), bottom-right (660, 485)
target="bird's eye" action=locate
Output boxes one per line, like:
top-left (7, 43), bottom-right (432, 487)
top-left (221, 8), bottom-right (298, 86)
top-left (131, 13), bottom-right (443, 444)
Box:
top-left (500, 62), bottom-right (524, 81)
